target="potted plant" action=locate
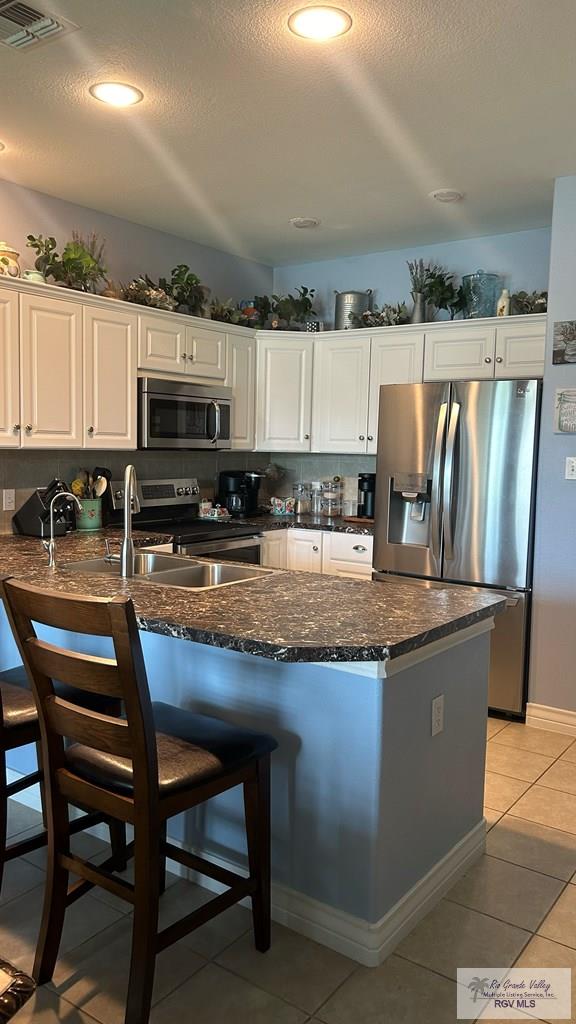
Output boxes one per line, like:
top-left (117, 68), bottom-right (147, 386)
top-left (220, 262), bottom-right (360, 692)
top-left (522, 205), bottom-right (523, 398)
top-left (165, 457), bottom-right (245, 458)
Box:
top-left (407, 259), bottom-right (442, 323)
top-left (159, 264), bottom-right (210, 316)
top-left (270, 286), bottom-right (317, 329)
top-left (26, 232), bottom-right (107, 292)
top-left (349, 302), bottom-right (410, 328)
top-left (122, 275), bottom-right (176, 310)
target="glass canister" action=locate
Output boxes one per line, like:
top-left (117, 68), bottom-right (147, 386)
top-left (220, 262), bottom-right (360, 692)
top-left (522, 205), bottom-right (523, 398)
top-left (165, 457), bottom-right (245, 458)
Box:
top-left (462, 269), bottom-right (501, 318)
top-left (557, 390), bottom-right (576, 433)
top-left (310, 481), bottom-right (323, 515)
top-left (292, 482), bottom-right (311, 514)
top-left (321, 478), bottom-right (342, 517)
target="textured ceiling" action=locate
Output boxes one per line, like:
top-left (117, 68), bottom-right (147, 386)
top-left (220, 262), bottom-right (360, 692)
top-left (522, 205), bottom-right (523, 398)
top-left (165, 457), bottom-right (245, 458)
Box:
top-left (0, 0), bottom-right (573, 264)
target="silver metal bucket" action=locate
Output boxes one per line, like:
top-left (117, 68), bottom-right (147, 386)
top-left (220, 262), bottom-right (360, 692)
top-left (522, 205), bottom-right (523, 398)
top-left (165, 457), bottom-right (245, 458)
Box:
top-left (334, 289), bottom-right (372, 330)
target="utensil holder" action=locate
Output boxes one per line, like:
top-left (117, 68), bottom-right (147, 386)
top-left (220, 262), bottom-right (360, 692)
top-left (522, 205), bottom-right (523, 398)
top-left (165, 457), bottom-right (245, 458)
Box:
top-left (76, 498), bottom-right (102, 531)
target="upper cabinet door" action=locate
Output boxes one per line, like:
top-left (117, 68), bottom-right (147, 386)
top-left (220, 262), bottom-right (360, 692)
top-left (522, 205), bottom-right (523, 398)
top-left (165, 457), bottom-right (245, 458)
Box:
top-left (0, 288), bottom-right (20, 448)
top-left (227, 334), bottom-right (255, 450)
top-left (84, 307), bottom-right (137, 450)
top-left (423, 327), bottom-right (496, 381)
top-left (20, 293), bottom-right (83, 448)
top-left (494, 321), bottom-right (545, 378)
top-left (185, 325), bottom-right (226, 379)
top-left (367, 332), bottom-right (424, 453)
top-left (255, 336), bottom-right (313, 451)
top-left (312, 336), bottom-right (370, 453)
top-left (138, 313), bottom-right (187, 375)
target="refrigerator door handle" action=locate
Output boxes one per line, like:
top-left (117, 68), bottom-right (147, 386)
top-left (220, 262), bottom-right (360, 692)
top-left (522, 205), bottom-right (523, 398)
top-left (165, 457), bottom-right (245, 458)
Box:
top-left (442, 402), bottom-right (461, 560)
top-left (430, 401), bottom-right (448, 559)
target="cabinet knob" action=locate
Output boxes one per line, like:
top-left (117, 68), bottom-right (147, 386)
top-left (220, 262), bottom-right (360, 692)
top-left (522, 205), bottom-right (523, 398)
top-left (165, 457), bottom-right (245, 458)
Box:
top-left (87, 426), bottom-right (94, 435)
top-left (12, 424), bottom-right (20, 432)
top-left (25, 424), bottom-right (32, 433)
top-left (353, 544), bottom-right (367, 553)
top-left (312, 545), bottom-right (319, 552)
top-left (182, 352), bottom-right (187, 360)
top-left (304, 433), bottom-right (310, 440)
top-left (359, 435), bottom-right (365, 441)
top-left (484, 357), bottom-right (492, 364)
top-left (495, 356), bottom-right (503, 363)
top-left (188, 353), bottom-right (194, 361)
top-left (367, 435), bottom-right (374, 441)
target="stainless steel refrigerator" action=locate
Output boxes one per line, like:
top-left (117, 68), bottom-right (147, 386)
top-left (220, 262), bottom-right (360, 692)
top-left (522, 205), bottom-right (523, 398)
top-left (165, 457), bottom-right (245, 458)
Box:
top-left (373, 379), bottom-right (541, 716)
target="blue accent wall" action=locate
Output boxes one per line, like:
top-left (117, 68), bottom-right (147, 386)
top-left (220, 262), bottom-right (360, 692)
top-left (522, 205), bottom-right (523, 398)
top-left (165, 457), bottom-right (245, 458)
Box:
top-left (273, 227), bottom-right (551, 327)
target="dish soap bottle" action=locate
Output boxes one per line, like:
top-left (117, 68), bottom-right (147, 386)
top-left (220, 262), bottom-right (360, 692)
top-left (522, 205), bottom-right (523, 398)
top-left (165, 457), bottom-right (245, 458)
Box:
top-left (497, 288), bottom-right (510, 317)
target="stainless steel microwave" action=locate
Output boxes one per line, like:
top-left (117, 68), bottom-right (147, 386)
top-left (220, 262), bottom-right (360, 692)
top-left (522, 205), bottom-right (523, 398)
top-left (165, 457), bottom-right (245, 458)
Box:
top-left (138, 378), bottom-right (232, 450)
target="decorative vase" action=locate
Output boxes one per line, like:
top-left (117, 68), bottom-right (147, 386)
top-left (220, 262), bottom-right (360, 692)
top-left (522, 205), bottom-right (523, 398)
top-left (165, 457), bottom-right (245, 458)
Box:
top-left (0, 242), bottom-right (20, 278)
top-left (76, 498), bottom-right (102, 532)
top-left (410, 292), bottom-right (426, 324)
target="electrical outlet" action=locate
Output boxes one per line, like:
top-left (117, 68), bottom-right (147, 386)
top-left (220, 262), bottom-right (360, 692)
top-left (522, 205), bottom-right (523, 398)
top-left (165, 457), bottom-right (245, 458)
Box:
top-left (566, 457), bottom-right (576, 480)
top-left (2, 489), bottom-right (15, 512)
top-left (431, 694), bottom-right (444, 737)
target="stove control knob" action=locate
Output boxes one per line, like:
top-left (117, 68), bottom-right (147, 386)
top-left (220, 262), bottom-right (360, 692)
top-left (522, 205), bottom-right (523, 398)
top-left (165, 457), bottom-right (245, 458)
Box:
top-left (114, 490), bottom-right (123, 500)
top-left (176, 487), bottom-right (185, 496)
top-left (192, 484), bottom-right (200, 494)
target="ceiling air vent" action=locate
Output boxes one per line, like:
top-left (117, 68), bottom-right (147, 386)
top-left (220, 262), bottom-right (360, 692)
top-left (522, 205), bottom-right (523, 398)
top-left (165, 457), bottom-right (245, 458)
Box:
top-left (0, 0), bottom-right (78, 49)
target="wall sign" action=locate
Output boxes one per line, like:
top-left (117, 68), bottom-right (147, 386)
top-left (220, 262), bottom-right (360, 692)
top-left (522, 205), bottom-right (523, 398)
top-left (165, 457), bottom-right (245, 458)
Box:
top-left (552, 320), bottom-right (576, 364)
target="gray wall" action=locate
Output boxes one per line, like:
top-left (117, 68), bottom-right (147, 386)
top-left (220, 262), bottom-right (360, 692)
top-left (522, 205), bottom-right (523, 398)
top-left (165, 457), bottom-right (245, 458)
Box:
top-left (0, 178), bottom-right (272, 301)
top-left (273, 227), bottom-right (551, 328)
top-left (530, 176), bottom-right (576, 711)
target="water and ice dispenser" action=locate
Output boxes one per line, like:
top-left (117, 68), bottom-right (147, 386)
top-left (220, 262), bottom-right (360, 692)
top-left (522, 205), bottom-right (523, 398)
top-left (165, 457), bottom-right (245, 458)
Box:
top-left (387, 471), bottom-right (432, 546)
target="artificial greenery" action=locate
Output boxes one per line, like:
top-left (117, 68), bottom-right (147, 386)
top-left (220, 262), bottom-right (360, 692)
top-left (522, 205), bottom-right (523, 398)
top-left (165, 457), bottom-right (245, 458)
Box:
top-left (159, 264), bottom-right (210, 316)
top-left (122, 275), bottom-right (176, 310)
top-left (510, 290), bottom-right (548, 315)
top-left (350, 303), bottom-right (410, 328)
top-left (269, 286), bottom-right (317, 327)
top-left (406, 259), bottom-right (442, 298)
top-left (26, 232), bottom-right (107, 292)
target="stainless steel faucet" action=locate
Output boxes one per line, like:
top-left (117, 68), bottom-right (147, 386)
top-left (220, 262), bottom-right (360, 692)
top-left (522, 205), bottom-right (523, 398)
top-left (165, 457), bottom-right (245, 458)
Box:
top-left (43, 492), bottom-right (83, 568)
top-left (120, 464), bottom-right (141, 578)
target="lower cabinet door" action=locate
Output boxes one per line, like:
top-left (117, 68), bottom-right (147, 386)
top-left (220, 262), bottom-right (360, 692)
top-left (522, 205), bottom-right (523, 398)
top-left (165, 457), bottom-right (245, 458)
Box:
top-left (261, 530), bottom-right (287, 569)
top-left (286, 529), bottom-right (323, 572)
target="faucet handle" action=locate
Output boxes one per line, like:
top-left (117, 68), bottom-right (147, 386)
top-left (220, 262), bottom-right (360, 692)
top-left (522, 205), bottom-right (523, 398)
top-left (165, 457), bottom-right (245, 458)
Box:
top-left (131, 494), bottom-right (141, 514)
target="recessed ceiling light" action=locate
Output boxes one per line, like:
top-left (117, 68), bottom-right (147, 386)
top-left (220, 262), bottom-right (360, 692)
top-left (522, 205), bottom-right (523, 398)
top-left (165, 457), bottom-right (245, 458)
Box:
top-left (89, 82), bottom-right (144, 107)
top-left (288, 6), bottom-right (352, 40)
top-left (290, 216), bottom-right (321, 229)
top-left (429, 188), bottom-right (464, 203)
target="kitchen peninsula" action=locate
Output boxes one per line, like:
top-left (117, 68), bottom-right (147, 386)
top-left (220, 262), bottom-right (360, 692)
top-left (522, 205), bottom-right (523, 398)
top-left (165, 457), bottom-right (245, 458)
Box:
top-left (0, 530), bottom-right (503, 966)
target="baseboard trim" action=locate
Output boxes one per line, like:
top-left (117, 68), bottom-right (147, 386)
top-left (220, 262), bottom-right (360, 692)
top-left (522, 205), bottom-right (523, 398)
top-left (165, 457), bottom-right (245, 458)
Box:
top-left (526, 702), bottom-right (576, 736)
top-left (9, 779), bottom-right (485, 967)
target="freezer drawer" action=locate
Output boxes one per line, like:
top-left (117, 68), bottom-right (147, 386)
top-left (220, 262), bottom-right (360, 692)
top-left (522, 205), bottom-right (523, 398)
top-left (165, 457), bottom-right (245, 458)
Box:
top-left (373, 574), bottom-right (530, 716)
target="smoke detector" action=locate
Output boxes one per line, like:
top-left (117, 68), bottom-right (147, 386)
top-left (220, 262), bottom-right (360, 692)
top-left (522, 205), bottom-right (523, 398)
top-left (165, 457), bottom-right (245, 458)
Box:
top-left (0, 1), bottom-right (78, 49)
top-left (289, 217), bottom-right (321, 229)
top-left (428, 188), bottom-right (464, 203)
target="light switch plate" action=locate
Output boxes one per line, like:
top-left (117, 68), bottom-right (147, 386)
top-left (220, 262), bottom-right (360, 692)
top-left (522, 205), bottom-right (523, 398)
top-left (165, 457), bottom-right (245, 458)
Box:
top-left (565, 458), bottom-right (576, 480)
top-left (431, 694), bottom-right (444, 737)
top-left (2, 488), bottom-right (15, 511)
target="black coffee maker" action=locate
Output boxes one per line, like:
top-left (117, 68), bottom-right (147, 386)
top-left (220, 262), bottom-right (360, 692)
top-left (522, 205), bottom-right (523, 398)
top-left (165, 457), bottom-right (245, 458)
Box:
top-left (218, 471), bottom-right (264, 517)
top-left (357, 473), bottom-right (376, 519)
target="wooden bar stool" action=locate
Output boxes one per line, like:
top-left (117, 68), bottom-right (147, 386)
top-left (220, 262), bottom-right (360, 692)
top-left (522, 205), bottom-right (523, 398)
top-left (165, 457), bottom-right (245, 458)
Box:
top-left (0, 577), bottom-right (277, 1024)
top-left (0, 664), bottom-right (127, 893)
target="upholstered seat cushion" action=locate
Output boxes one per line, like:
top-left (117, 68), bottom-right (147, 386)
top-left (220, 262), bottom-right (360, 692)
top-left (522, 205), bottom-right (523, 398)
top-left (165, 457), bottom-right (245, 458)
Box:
top-left (65, 701), bottom-right (278, 796)
top-left (0, 664), bottom-right (121, 731)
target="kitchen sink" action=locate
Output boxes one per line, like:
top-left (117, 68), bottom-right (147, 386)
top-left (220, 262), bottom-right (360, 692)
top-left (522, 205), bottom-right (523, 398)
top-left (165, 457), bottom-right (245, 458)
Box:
top-left (61, 553), bottom-right (197, 576)
top-left (146, 563), bottom-right (275, 590)
top-left (61, 553), bottom-right (275, 590)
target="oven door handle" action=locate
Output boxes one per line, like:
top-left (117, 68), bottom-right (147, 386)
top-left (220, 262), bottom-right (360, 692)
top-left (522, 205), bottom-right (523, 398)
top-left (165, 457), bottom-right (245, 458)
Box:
top-left (179, 536), bottom-right (262, 556)
top-left (209, 401), bottom-right (221, 444)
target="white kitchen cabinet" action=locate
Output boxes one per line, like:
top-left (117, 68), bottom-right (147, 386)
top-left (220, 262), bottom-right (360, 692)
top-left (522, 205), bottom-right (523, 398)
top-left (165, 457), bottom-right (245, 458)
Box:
top-left (367, 332), bottom-right (425, 453)
top-left (138, 313), bottom-right (187, 375)
top-left (494, 321), bottom-right (545, 378)
top-left (185, 324), bottom-right (226, 380)
top-left (83, 307), bottom-right (137, 450)
top-left (423, 326), bottom-right (496, 381)
top-left (227, 333), bottom-right (255, 449)
top-left (322, 532), bottom-right (373, 580)
top-left (0, 288), bottom-right (20, 448)
top-left (312, 335), bottom-right (370, 453)
top-left (261, 529), bottom-right (287, 569)
top-left (256, 335), bottom-right (313, 452)
top-left (20, 293), bottom-right (83, 448)
top-left (286, 529), bottom-right (323, 572)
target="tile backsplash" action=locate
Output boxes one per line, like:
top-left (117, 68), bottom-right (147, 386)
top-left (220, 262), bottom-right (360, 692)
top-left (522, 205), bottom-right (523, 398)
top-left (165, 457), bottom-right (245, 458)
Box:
top-left (0, 449), bottom-right (377, 531)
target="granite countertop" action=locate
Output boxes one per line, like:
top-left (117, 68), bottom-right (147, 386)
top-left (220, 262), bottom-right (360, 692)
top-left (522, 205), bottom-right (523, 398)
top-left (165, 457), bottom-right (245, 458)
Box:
top-left (0, 529), bottom-right (504, 664)
top-left (241, 513), bottom-right (374, 535)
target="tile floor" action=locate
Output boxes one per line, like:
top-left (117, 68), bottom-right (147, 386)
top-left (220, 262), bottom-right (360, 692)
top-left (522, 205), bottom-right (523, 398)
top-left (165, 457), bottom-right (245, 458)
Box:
top-left (5, 716), bottom-right (576, 1022)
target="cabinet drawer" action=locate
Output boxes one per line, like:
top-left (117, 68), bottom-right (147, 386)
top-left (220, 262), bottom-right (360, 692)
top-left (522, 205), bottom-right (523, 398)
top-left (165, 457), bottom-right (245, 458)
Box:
top-left (322, 533), bottom-right (373, 575)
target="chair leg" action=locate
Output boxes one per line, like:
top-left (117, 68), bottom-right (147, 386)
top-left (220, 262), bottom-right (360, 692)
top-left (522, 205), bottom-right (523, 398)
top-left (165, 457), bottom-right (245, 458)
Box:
top-left (159, 822), bottom-right (167, 895)
top-left (109, 819), bottom-right (128, 872)
top-left (33, 795), bottom-right (70, 984)
top-left (0, 749), bottom-right (7, 896)
top-left (244, 754), bottom-right (271, 952)
top-left (125, 822), bottom-right (160, 1024)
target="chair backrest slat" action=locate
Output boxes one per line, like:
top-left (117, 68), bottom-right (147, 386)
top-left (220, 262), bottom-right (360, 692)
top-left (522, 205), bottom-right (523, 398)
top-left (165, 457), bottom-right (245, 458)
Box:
top-left (45, 696), bottom-right (133, 757)
top-left (26, 638), bottom-right (124, 698)
top-left (9, 585), bottom-right (114, 636)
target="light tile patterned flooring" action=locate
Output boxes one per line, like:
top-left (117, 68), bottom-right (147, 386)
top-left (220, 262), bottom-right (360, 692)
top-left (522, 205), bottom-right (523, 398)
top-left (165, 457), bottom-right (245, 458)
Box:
top-left (5, 717), bottom-right (576, 1022)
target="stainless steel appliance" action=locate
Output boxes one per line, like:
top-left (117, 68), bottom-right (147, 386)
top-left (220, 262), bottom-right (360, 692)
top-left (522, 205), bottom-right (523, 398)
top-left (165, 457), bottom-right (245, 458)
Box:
top-left (138, 378), bottom-right (232, 450)
top-left (373, 379), bottom-right (542, 716)
top-left (357, 473), bottom-right (376, 519)
top-left (218, 471), bottom-right (264, 517)
top-left (110, 476), bottom-right (263, 564)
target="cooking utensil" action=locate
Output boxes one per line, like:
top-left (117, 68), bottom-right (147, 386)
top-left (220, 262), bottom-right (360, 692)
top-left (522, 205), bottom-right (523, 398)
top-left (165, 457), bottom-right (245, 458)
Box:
top-left (92, 476), bottom-right (107, 499)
